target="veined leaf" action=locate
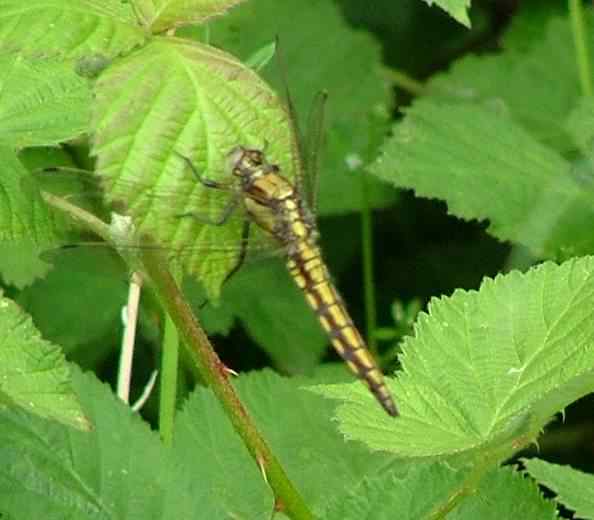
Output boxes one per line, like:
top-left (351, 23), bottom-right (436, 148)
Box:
top-left (92, 37), bottom-right (296, 297)
top-left (371, 99), bottom-right (594, 259)
top-left (448, 467), bottom-right (556, 520)
top-left (314, 257), bottom-right (594, 460)
top-left (0, 148), bottom-right (65, 287)
top-left (0, 55), bottom-right (92, 147)
top-left (324, 465), bottom-right (556, 520)
top-left (133, 0), bottom-right (245, 32)
top-left (0, 368), bottom-right (165, 519)
top-left (0, 0), bottom-right (145, 59)
top-left (168, 370), bottom-right (401, 517)
top-left (0, 295), bottom-right (89, 431)
top-left (523, 458), bottom-right (594, 519)
top-left (0, 368), bottom-right (399, 518)
top-left (324, 463), bottom-right (467, 520)
top-left (427, 14), bottom-right (587, 151)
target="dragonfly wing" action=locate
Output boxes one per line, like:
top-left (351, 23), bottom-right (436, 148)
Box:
top-left (302, 90), bottom-right (328, 213)
top-left (25, 167), bottom-right (286, 297)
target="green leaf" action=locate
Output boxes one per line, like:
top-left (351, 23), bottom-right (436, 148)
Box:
top-left (449, 467), bottom-right (557, 520)
top-left (207, 0), bottom-right (397, 215)
top-left (170, 370), bottom-right (402, 517)
top-left (0, 368), bottom-right (399, 518)
top-left (314, 257), bottom-right (594, 460)
top-left (16, 248), bottom-right (127, 358)
top-left (134, 0), bottom-right (245, 32)
top-left (523, 458), bottom-right (594, 519)
top-left (0, 0), bottom-right (145, 59)
top-left (427, 14), bottom-right (588, 151)
top-left (0, 55), bottom-right (92, 147)
top-left (0, 368), bottom-right (166, 519)
top-left (324, 463), bottom-right (467, 520)
top-left (0, 295), bottom-right (90, 431)
top-left (325, 464), bottom-right (556, 520)
top-left (371, 99), bottom-right (594, 259)
top-left (92, 38), bottom-right (296, 298)
top-left (422, 0), bottom-right (471, 28)
top-left (0, 148), bottom-right (63, 287)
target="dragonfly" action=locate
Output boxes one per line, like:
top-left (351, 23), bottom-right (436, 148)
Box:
top-left (27, 86), bottom-right (398, 415)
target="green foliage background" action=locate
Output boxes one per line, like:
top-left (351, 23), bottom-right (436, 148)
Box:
top-left (1, 0), bottom-right (594, 519)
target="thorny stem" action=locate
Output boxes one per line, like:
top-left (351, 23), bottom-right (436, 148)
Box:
top-left (42, 192), bottom-right (315, 520)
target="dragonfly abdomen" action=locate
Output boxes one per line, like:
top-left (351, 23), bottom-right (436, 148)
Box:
top-left (286, 240), bottom-right (398, 417)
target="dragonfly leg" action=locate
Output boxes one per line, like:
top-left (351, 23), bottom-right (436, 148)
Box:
top-left (175, 189), bottom-right (242, 226)
top-left (173, 150), bottom-right (233, 190)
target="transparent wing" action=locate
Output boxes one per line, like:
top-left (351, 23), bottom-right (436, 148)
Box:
top-left (302, 90), bottom-right (328, 214)
top-left (23, 165), bottom-right (286, 296)
top-left (273, 37), bottom-right (310, 207)
top-left (273, 40), bottom-right (327, 212)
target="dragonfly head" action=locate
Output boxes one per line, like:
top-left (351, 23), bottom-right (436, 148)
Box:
top-left (228, 146), bottom-right (279, 180)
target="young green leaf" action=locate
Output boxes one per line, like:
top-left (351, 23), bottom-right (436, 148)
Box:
top-left (133, 0), bottom-right (245, 32)
top-left (523, 458), bottom-right (594, 519)
top-left (0, 55), bottom-right (92, 147)
top-left (314, 257), bottom-right (594, 461)
top-left (0, 295), bottom-right (90, 431)
top-left (371, 99), bottom-right (594, 260)
top-left (91, 38), bottom-right (296, 298)
top-left (0, 0), bottom-right (145, 59)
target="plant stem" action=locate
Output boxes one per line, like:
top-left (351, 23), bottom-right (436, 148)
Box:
top-left (569, 0), bottom-right (593, 97)
top-left (359, 172), bottom-right (378, 357)
top-left (117, 271), bottom-right (143, 403)
top-left (384, 68), bottom-right (426, 96)
top-left (140, 249), bottom-right (314, 520)
top-left (42, 193), bottom-right (314, 520)
top-left (159, 311), bottom-right (179, 446)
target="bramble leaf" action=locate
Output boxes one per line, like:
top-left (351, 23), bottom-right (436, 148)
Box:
top-left (92, 37), bottom-right (295, 298)
top-left (315, 257), bottom-right (594, 461)
top-left (0, 0), bottom-right (145, 59)
top-left (523, 458), bottom-right (594, 519)
top-left (0, 55), bottom-right (91, 147)
top-left (0, 148), bottom-right (64, 287)
top-left (0, 296), bottom-right (89, 430)
top-left (371, 99), bottom-right (594, 259)
top-left (0, 368), bottom-right (399, 518)
top-left (324, 465), bottom-right (556, 520)
top-left (133, 0), bottom-right (245, 32)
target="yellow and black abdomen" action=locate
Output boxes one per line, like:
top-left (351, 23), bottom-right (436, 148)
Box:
top-left (286, 239), bottom-right (398, 417)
